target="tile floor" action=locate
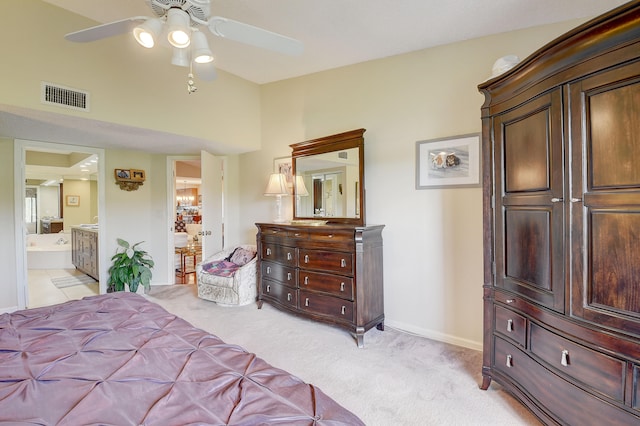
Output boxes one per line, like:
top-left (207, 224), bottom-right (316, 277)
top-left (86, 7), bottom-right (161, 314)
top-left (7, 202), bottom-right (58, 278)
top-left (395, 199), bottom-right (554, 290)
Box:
top-left (28, 269), bottom-right (100, 308)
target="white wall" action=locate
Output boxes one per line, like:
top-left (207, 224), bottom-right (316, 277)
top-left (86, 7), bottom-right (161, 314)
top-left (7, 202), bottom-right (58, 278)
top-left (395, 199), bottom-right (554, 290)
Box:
top-left (238, 18), bottom-right (589, 349)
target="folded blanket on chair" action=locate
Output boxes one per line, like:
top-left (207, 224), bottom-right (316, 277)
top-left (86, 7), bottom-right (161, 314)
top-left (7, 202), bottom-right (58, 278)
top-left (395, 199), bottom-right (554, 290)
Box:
top-left (201, 260), bottom-right (241, 277)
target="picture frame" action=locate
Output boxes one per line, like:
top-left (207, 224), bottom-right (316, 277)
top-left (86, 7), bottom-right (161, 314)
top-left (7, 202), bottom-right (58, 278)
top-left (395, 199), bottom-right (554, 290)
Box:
top-left (273, 156), bottom-right (293, 190)
top-left (114, 169), bottom-right (131, 181)
top-left (66, 195), bottom-right (80, 206)
top-left (415, 133), bottom-right (481, 189)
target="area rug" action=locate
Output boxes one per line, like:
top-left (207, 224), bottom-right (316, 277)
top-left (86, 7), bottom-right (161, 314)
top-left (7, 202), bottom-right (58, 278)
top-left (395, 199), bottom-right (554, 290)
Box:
top-left (51, 274), bottom-right (97, 288)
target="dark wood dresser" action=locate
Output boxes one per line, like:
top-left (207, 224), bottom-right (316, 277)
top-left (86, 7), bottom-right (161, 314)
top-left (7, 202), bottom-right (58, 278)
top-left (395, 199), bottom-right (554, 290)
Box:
top-left (256, 223), bottom-right (384, 347)
top-left (478, 3), bottom-right (640, 424)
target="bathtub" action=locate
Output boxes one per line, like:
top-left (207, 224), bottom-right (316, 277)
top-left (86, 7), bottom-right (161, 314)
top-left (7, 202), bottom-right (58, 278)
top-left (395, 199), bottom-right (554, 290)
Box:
top-left (26, 232), bottom-right (74, 270)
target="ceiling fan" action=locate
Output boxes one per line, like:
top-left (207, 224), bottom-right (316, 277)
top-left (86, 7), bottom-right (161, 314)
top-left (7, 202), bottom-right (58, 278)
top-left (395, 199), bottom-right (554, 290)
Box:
top-left (65, 0), bottom-right (304, 88)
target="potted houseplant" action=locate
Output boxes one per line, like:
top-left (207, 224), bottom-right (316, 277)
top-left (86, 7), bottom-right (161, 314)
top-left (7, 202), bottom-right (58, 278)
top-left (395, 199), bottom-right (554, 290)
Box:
top-left (107, 238), bottom-right (154, 293)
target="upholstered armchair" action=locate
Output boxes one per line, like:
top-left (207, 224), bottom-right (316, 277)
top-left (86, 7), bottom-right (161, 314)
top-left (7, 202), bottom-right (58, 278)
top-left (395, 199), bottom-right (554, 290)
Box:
top-left (196, 245), bottom-right (257, 306)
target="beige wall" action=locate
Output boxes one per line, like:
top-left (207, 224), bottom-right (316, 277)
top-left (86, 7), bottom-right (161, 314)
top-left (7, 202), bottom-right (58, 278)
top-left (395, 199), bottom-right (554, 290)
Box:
top-left (238, 18), bottom-right (589, 349)
top-left (2, 0), bottom-right (261, 154)
top-left (62, 179), bottom-right (93, 229)
top-left (0, 1), bottom-right (591, 347)
top-left (0, 140), bottom-right (18, 311)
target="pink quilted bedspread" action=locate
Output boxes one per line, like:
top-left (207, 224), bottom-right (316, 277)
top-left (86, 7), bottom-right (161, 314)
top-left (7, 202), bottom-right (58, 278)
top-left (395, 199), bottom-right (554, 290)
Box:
top-left (0, 292), bottom-right (363, 425)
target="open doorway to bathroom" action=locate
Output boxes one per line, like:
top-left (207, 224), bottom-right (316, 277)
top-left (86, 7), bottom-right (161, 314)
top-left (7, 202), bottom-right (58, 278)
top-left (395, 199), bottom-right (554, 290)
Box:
top-left (17, 141), bottom-right (104, 308)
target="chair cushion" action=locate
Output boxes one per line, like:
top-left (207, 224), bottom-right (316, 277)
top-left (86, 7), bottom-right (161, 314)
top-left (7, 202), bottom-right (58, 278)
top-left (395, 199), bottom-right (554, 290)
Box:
top-left (229, 247), bottom-right (256, 266)
top-left (201, 260), bottom-right (241, 277)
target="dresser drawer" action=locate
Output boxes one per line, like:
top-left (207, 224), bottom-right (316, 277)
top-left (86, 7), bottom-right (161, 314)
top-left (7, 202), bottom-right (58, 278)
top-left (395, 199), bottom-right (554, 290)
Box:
top-left (262, 243), bottom-right (297, 266)
top-left (494, 305), bottom-right (526, 347)
top-left (633, 365), bottom-right (640, 412)
top-left (261, 261), bottom-right (297, 287)
top-left (261, 280), bottom-right (298, 308)
top-left (299, 290), bottom-right (354, 322)
top-left (308, 229), bottom-right (353, 244)
top-left (299, 249), bottom-right (353, 275)
top-left (529, 322), bottom-right (625, 402)
top-left (299, 270), bottom-right (354, 299)
top-left (494, 336), bottom-right (638, 425)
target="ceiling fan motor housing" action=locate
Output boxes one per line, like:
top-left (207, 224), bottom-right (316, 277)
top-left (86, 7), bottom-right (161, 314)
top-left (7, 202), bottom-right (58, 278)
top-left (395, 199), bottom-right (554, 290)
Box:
top-left (148, 0), bottom-right (211, 25)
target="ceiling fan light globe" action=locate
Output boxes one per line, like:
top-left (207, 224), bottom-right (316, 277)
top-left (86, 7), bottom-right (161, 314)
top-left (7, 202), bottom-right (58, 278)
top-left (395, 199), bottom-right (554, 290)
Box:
top-left (133, 18), bottom-right (162, 49)
top-left (169, 30), bottom-right (190, 48)
top-left (194, 54), bottom-right (214, 64)
top-left (167, 8), bottom-right (191, 48)
top-left (191, 30), bottom-right (213, 63)
top-left (134, 30), bottom-right (154, 48)
top-left (171, 47), bottom-right (190, 67)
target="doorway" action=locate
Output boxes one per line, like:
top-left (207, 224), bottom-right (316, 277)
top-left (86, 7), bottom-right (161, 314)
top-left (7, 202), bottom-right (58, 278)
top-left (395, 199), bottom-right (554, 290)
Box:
top-left (15, 139), bottom-right (106, 309)
top-left (168, 152), bottom-right (224, 285)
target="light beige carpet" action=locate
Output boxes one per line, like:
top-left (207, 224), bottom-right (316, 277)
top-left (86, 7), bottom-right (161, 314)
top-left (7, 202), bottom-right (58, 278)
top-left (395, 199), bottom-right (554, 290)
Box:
top-left (145, 285), bottom-right (541, 426)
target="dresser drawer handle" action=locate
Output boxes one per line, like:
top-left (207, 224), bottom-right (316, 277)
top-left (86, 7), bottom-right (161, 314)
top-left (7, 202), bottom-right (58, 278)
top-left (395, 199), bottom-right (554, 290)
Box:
top-left (266, 266), bottom-right (271, 274)
top-left (304, 276), bottom-right (309, 285)
top-left (304, 255), bottom-right (309, 263)
top-left (287, 293), bottom-right (292, 301)
top-left (341, 306), bottom-right (346, 315)
top-left (305, 298), bottom-right (310, 307)
top-left (266, 248), bottom-right (271, 256)
top-left (287, 272), bottom-right (292, 281)
top-left (328, 234), bottom-right (333, 238)
top-left (287, 252), bottom-right (292, 260)
top-left (266, 285), bottom-right (271, 293)
top-left (340, 282), bottom-right (345, 292)
top-left (340, 259), bottom-right (346, 268)
top-left (506, 319), bottom-right (513, 332)
top-left (506, 354), bottom-right (513, 368)
top-left (561, 349), bottom-right (570, 367)
top-left (506, 299), bottom-right (515, 304)
top-left (294, 233), bottom-right (301, 237)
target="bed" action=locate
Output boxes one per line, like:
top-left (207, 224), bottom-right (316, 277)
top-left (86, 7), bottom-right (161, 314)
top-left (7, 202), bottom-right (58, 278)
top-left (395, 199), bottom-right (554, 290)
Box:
top-left (0, 292), bottom-right (364, 425)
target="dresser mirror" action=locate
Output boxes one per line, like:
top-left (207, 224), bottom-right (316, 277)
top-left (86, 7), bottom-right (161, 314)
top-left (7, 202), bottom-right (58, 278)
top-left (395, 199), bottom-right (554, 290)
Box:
top-left (290, 129), bottom-right (365, 226)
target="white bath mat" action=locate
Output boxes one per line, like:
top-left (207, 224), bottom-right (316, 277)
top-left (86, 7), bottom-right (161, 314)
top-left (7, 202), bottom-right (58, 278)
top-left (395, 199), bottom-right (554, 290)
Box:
top-left (51, 274), bottom-right (97, 288)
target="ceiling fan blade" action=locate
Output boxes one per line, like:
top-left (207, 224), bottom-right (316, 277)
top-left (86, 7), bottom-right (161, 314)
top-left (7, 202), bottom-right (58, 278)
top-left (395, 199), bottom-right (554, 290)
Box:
top-left (208, 17), bottom-right (303, 56)
top-left (65, 17), bottom-right (149, 43)
top-left (193, 61), bottom-right (218, 81)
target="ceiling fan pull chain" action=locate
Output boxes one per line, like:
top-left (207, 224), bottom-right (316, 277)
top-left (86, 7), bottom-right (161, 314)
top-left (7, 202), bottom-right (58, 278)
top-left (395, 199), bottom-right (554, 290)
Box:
top-left (187, 63), bottom-right (197, 94)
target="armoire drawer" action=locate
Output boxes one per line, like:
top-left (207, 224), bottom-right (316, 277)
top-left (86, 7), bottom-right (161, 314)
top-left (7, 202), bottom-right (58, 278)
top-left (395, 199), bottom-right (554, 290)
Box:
top-left (261, 243), bottom-right (297, 266)
top-left (298, 249), bottom-right (353, 275)
top-left (299, 290), bottom-right (354, 322)
top-left (261, 280), bottom-right (298, 308)
top-left (494, 305), bottom-right (526, 348)
top-left (299, 270), bottom-right (354, 299)
top-left (261, 261), bottom-right (297, 287)
top-left (494, 336), bottom-right (638, 425)
top-left (529, 322), bottom-right (625, 403)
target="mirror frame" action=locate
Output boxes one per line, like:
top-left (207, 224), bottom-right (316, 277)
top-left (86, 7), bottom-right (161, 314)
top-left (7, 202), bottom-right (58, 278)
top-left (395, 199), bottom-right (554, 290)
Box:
top-left (291, 128), bottom-right (366, 226)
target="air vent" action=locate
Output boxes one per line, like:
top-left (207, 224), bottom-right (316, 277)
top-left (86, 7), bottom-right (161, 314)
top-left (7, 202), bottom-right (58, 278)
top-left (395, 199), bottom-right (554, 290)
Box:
top-left (41, 82), bottom-right (90, 111)
top-left (338, 151), bottom-right (348, 159)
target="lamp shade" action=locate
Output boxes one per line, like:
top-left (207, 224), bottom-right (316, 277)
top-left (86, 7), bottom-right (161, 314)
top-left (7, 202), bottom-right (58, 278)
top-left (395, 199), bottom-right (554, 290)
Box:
top-left (192, 30), bottom-right (214, 64)
top-left (264, 173), bottom-right (288, 196)
top-left (167, 8), bottom-right (191, 48)
top-left (133, 18), bottom-right (163, 48)
top-left (294, 175), bottom-right (309, 196)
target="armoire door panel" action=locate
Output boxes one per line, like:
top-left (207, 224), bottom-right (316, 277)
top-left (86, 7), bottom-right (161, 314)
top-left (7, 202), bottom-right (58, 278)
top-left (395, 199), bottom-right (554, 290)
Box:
top-left (494, 88), bottom-right (565, 312)
top-left (504, 109), bottom-right (551, 193)
top-left (569, 59), bottom-right (640, 335)
top-left (504, 209), bottom-right (551, 290)
top-left (590, 211), bottom-right (640, 316)
top-left (589, 79), bottom-right (640, 189)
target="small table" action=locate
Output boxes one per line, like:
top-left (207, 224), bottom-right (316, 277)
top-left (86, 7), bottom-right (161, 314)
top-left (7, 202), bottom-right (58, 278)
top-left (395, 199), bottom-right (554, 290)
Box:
top-left (175, 244), bottom-right (202, 280)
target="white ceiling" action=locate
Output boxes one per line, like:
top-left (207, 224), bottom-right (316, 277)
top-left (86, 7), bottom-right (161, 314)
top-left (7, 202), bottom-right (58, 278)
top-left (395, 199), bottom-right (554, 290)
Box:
top-left (41, 0), bottom-right (628, 85)
top-left (3, 0), bottom-right (629, 157)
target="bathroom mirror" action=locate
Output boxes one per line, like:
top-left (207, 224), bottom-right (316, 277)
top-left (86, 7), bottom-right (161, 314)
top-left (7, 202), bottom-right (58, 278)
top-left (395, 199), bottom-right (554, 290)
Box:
top-left (291, 129), bottom-right (365, 226)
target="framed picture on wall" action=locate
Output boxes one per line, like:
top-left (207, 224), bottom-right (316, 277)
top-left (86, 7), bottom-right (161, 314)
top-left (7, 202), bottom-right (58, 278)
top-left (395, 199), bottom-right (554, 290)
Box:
top-left (415, 133), bottom-right (481, 189)
top-left (66, 195), bottom-right (80, 206)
